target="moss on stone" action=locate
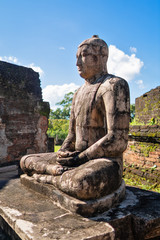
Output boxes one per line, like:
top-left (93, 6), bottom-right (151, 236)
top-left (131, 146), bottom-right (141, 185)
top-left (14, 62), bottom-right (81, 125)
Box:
top-left (123, 162), bottom-right (160, 193)
top-left (131, 132), bottom-right (141, 137)
top-left (147, 132), bottom-right (157, 138)
top-left (129, 142), bottom-right (159, 157)
top-left (38, 102), bottom-right (50, 118)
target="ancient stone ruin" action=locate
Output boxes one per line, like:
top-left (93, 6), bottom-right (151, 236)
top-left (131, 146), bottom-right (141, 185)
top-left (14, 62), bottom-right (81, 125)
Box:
top-left (135, 86), bottom-right (160, 125)
top-left (124, 86), bottom-right (160, 170)
top-left (0, 61), bottom-right (50, 165)
top-left (0, 38), bottom-right (160, 240)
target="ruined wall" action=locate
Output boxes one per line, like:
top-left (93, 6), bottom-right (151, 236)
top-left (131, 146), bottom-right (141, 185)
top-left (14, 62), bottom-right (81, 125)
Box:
top-left (124, 87), bottom-right (160, 170)
top-left (123, 125), bottom-right (160, 169)
top-left (135, 86), bottom-right (160, 124)
top-left (0, 61), bottom-right (50, 165)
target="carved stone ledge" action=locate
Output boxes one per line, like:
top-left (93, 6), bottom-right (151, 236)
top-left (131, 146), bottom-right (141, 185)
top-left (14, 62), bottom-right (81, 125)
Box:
top-left (20, 174), bottom-right (125, 217)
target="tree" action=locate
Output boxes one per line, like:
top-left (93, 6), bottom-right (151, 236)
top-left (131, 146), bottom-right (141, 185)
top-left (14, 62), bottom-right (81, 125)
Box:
top-left (47, 119), bottom-right (69, 140)
top-left (47, 92), bottom-right (74, 142)
top-left (130, 104), bottom-right (135, 121)
top-left (50, 92), bottom-right (74, 120)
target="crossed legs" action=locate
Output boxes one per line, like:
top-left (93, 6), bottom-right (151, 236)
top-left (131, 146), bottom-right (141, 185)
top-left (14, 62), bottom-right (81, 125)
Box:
top-left (21, 153), bottom-right (123, 200)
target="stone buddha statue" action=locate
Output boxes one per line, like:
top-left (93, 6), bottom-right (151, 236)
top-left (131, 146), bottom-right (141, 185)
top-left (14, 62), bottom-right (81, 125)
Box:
top-left (20, 35), bottom-right (130, 201)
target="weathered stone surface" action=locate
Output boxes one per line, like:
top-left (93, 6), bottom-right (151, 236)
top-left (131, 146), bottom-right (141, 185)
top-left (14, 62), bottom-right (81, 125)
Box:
top-left (129, 125), bottom-right (160, 142)
top-left (123, 125), bottom-right (160, 169)
top-left (20, 174), bottom-right (125, 217)
top-left (135, 86), bottom-right (160, 125)
top-left (0, 61), bottom-right (50, 165)
top-left (0, 178), bottom-right (160, 240)
top-left (20, 36), bottom-right (130, 204)
top-left (0, 179), bottom-right (115, 240)
top-left (90, 186), bottom-right (160, 240)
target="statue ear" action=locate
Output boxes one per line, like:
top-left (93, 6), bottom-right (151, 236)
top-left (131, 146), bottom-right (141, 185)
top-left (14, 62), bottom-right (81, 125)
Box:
top-left (101, 46), bottom-right (108, 58)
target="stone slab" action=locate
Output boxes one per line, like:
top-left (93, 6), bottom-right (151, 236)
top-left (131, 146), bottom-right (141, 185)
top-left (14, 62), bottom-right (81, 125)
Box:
top-left (0, 178), bottom-right (160, 240)
top-left (20, 174), bottom-right (125, 217)
top-left (0, 178), bottom-right (114, 240)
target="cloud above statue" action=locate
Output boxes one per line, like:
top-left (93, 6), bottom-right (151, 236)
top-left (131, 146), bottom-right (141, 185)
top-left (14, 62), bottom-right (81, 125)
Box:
top-left (42, 83), bottom-right (80, 110)
top-left (108, 45), bottom-right (144, 81)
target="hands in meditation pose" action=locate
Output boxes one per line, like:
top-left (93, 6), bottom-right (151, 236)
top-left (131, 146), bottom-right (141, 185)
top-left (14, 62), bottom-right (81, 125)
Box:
top-left (20, 35), bottom-right (130, 200)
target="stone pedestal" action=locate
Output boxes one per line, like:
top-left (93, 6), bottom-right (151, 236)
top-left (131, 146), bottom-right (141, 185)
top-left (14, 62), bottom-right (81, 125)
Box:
top-left (0, 178), bottom-right (160, 240)
top-left (20, 174), bottom-right (125, 217)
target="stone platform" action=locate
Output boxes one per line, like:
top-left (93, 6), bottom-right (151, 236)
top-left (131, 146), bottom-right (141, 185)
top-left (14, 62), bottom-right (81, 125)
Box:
top-left (20, 174), bottom-right (126, 217)
top-left (0, 177), bottom-right (160, 240)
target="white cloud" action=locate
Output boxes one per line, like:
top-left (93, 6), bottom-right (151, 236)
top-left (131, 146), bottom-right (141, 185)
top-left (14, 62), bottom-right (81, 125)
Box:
top-left (130, 47), bottom-right (137, 53)
top-left (27, 63), bottom-right (44, 77)
top-left (42, 83), bottom-right (80, 110)
top-left (59, 47), bottom-right (65, 50)
top-left (135, 80), bottom-right (145, 89)
top-left (0, 56), bottom-right (19, 64)
top-left (108, 45), bottom-right (144, 81)
top-left (0, 56), bottom-right (44, 77)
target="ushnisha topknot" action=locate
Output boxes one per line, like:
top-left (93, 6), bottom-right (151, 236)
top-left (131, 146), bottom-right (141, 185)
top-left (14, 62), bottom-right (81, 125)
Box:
top-left (78, 35), bottom-right (108, 57)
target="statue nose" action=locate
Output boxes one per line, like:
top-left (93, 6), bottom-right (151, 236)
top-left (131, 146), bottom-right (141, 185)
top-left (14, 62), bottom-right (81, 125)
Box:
top-left (76, 57), bottom-right (82, 66)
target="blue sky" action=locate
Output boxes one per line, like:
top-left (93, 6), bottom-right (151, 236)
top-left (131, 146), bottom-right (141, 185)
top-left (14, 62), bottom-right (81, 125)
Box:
top-left (0, 0), bottom-right (159, 107)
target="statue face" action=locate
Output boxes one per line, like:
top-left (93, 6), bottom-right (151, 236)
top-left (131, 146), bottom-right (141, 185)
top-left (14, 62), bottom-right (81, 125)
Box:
top-left (76, 45), bottom-right (104, 80)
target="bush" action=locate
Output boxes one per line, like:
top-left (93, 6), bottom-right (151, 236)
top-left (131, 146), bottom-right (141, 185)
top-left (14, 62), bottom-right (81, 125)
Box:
top-left (47, 119), bottom-right (69, 141)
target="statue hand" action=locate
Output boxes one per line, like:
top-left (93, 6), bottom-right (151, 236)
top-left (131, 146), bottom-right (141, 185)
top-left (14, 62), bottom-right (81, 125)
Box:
top-left (57, 152), bottom-right (88, 167)
top-left (56, 156), bottom-right (77, 167)
top-left (57, 150), bottom-right (80, 158)
top-left (46, 164), bottom-right (64, 175)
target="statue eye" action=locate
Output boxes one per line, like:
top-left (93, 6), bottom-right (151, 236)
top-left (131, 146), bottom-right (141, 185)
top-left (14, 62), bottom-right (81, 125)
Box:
top-left (93, 55), bottom-right (98, 62)
top-left (81, 52), bottom-right (88, 57)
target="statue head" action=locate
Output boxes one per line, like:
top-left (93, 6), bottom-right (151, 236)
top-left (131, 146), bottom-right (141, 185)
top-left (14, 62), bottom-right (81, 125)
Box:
top-left (76, 35), bottom-right (108, 80)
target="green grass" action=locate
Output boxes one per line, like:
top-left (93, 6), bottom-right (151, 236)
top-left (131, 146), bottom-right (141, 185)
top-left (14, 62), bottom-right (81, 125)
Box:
top-left (54, 145), bottom-right (61, 152)
top-left (123, 172), bottom-right (160, 193)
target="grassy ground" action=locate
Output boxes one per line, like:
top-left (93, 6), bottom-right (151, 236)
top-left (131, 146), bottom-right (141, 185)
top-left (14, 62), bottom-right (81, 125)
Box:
top-left (54, 145), bottom-right (61, 152)
top-left (123, 162), bottom-right (160, 193)
top-left (123, 172), bottom-right (160, 193)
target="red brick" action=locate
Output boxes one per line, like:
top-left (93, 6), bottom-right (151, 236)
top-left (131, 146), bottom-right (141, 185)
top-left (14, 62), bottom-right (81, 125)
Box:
top-left (155, 162), bottom-right (160, 168)
top-left (146, 157), bottom-right (157, 162)
top-left (149, 152), bottom-right (160, 158)
top-left (144, 161), bottom-right (155, 167)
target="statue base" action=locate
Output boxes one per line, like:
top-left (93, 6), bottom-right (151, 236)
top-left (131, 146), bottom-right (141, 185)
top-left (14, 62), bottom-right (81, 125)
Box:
top-left (20, 174), bottom-right (125, 217)
top-left (1, 177), bottom-right (160, 239)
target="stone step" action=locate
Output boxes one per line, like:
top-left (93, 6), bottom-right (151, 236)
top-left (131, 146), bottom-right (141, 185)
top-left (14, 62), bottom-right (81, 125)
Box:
top-left (0, 178), bottom-right (160, 239)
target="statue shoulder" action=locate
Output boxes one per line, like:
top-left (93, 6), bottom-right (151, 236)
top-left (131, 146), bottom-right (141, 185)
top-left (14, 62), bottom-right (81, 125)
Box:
top-left (99, 74), bottom-right (129, 94)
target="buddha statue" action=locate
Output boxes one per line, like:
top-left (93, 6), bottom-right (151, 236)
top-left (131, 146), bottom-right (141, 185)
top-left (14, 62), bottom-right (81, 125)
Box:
top-left (20, 35), bottom-right (130, 201)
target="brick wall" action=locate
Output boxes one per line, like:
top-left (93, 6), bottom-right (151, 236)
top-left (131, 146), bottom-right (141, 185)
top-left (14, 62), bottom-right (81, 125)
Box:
top-left (135, 86), bottom-right (160, 124)
top-left (0, 61), bottom-right (50, 165)
top-left (123, 125), bottom-right (160, 169)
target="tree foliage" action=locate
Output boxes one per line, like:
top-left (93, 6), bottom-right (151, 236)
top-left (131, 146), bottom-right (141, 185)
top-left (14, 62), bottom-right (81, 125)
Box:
top-left (47, 119), bottom-right (69, 140)
top-left (50, 92), bottom-right (74, 120)
top-left (130, 104), bottom-right (135, 121)
top-left (47, 92), bottom-right (74, 141)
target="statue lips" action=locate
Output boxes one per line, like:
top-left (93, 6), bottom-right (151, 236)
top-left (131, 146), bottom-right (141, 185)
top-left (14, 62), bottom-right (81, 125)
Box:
top-left (77, 67), bottom-right (82, 73)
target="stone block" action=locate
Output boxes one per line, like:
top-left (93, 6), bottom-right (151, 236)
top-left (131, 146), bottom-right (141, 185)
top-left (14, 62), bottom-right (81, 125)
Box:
top-left (135, 86), bottom-right (160, 124)
top-left (0, 178), bottom-right (160, 240)
top-left (20, 174), bottom-right (126, 217)
top-left (0, 61), bottom-right (50, 164)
